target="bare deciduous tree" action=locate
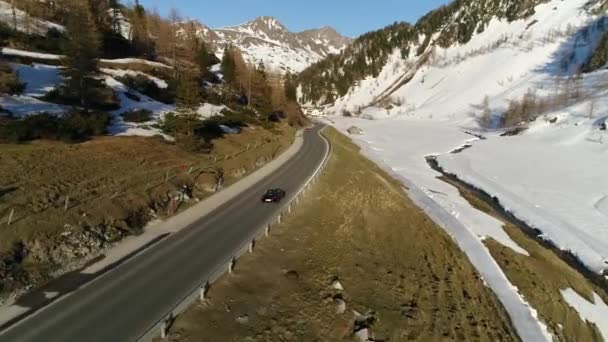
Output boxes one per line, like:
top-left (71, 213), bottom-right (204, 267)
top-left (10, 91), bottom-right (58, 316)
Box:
top-left (478, 95), bottom-right (492, 128)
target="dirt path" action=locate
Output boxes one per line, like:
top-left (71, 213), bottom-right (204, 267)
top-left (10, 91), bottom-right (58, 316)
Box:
top-left (163, 128), bottom-right (519, 342)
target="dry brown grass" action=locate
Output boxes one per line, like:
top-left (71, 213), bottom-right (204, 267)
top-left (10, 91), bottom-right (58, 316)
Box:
top-left (163, 128), bottom-right (519, 342)
top-left (0, 125), bottom-right (295, 254)
top-left (446, 178), bottom-right (608, 342)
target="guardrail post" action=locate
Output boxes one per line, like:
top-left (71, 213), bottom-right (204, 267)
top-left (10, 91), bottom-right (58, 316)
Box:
top-left (160, 320), bottom-right (167, 339)
top-left (265, 224), bottom-right (270, 237)
top-left (228, 258), bottom-right (235, 274)
top-left (249, 239), bottom-right (255, 253)
top-left (200, 282), bottom-right (209, 301)
top-left (277, 213), bottom-right (281, 224)
top-left (288, 203), bottom-right (291, 213)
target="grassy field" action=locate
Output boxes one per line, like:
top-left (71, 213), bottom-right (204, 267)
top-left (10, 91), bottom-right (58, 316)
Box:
top-left (446, 178), bottom-right (607, 342)
top-left (162, 128), bottom-right (519, 342)
top-left (0, 125), bottom-right (295, 298)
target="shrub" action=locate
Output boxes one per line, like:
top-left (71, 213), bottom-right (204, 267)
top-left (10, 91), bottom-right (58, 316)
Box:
top-left (122, 109), bottom-right (152, 123)
top-left (117, 74), bottom-right (176, 104)
top-left (44, 86), bottom-right (120, 111)
top-left (0, 62), bottom-right (25, 95)
top-left (175, 135), bottom-right (212, 153)
top-left (158, 112), bottom-right (178, 134)
top-left (0, 111), bottom-right (110, 143)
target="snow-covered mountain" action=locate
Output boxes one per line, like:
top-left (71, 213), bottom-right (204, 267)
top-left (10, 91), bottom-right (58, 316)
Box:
top-left (182, 16), bottom-right (351, 73)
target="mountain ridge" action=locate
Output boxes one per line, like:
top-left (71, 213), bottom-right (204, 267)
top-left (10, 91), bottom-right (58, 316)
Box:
top-left (181, 16), bottom-right (351, 73)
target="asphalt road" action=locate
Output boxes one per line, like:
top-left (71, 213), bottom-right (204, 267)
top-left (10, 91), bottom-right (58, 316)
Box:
top-left (0, 124), bottom-right (329, 342)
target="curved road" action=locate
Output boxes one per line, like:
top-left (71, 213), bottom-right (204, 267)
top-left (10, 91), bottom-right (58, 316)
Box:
top-left (0, 124), bottom-right (329, 342)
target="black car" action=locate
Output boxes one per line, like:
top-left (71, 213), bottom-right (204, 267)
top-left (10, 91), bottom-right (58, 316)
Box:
top-left (261, 189), bottom-right (286, 203)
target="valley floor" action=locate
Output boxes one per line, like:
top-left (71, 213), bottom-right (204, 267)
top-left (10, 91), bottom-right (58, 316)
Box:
top-left (161, 128), bottom-right (519, 341)
top-left (329, 115), bottom-right (608, 341)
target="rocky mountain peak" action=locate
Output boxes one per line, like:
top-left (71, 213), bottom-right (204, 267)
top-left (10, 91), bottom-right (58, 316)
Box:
top-left (245, 16), bottom-right (288, 33)
top-left (185, 17), bottom-right (351, 73)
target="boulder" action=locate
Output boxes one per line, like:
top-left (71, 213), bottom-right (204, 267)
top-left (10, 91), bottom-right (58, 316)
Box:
top-left (347, 126), bottom-right (364, 135)
top-left (335, 299), bottom-right (346, 314)
top-left (231, 167), bottom-right (247, 179)
top-left (236, 314), bottom-right (249, 324)
top-left (199, 183), bottom-right (217, 193)
top-left (255, 156), bottom-right (267, 168)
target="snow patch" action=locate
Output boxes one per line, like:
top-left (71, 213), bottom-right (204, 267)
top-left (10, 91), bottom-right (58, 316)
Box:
top-left (561, 288), bottom-right (608, 340)
top-left (100, 68), bottom-right (168, 89)
top-left (2, 47), bottom-right (61, 61)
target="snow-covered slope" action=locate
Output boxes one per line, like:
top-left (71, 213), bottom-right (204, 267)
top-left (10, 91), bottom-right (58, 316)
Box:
top-left (0, 0), bottom-right (64, 35)
top-left (2, 59), bottom-right (223, 139)
top-left (182, 17), bottom-right (351, 73)
top-left (314, 0), bottom-right (608, 338)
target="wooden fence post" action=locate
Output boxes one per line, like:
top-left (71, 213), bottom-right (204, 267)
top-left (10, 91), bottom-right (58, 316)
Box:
top-left (7, 209), bottom-right (14, 225)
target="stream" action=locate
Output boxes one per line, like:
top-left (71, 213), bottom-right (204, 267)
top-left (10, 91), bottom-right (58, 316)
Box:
top-left (425, 150), bottom-right (608, 293)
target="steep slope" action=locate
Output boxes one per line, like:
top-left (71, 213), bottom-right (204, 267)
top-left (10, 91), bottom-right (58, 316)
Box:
top-left (184, 16), bottom-right (351, 73)
top-left (298, 0), bottom-right (551, 105)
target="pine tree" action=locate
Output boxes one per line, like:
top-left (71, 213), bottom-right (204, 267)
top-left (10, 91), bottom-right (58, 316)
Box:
top-left (220, 46), bottom-right (236, 87)
top-left (232, 47), bottom-right (249, 93)
top-left (61, 0), bottom-right (101, 108)
top-left (250, 62), bottom-right (272, 114)
top-left (195, 42), bottom-right (218, 72)
top-left (284, 73), bottom-right (298, 102)
top-left (176, 72), bottom-right (201, 113)
top-left (174, 71), bottom-right (207, 151)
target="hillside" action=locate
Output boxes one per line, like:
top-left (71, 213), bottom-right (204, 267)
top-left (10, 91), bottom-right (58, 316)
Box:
top-left (298, 0), bottom-right (550, 105)
top-left (300, 0), bottom-right (608, 340)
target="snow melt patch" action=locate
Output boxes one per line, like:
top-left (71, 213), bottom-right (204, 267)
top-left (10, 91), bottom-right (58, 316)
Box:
top-left (561, 288), bottom-right (608, 340)
top-left (0, 95), bottom-right (66, 117)
top-left (100, 58), bottom-right (171, 69)
top-left (197, 103), bottom-right (226, 119)
top-left (100, 68), bottom-right (168, 89)
top-left (104, 76), bottom-right (174, 139)
top-left (12, 63), bottom-right (62, 97)
top-left (2, 47), bottom-right (61, 61)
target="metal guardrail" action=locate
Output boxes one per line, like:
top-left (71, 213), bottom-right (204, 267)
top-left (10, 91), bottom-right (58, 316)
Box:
top-left (136, 126), bottom-right (332, 341)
